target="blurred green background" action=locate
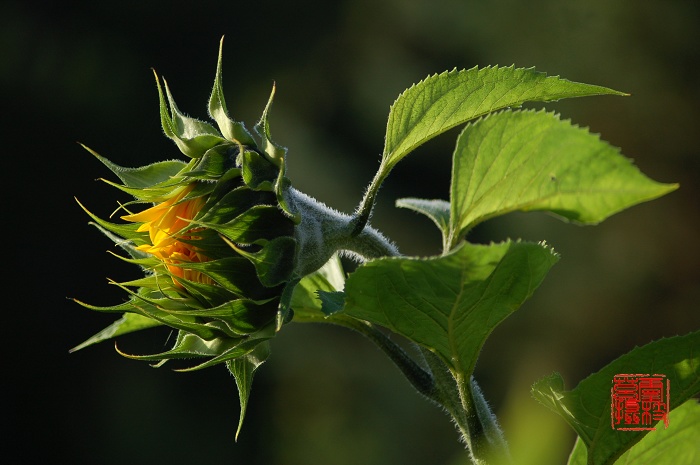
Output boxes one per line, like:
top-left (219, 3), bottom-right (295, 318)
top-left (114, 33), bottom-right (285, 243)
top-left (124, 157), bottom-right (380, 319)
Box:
top-left (5, 1), bottom-right (698, 464)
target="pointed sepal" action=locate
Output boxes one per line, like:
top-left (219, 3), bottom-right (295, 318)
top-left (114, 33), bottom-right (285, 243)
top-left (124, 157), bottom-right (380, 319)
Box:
top-left (254, 83), bottom-right (287, 166)
top-left (69, 312), bottom-right (163, 353)
top-left (153, 70), bottom-right (226, 157)
top-left (227, 341), bottom-right (271, 440)
top-left (208, 36), bottom-right (256, 145)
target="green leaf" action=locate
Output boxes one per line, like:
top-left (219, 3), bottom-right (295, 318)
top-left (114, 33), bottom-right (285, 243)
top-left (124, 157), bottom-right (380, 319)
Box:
top-left (532, 330), bottom-right (700, 465)
top-left (343, 240), bottom-right (558, 378)
top-left (449, 110), bottom-right (678, 244)
top-left (227, 341), bottom-right (271, 440)
top-left (567, 400), bottom-right (700, 465)
top-left (382, 66), bottom-right (626, 172)
top-left (69, 313), bottom-right (162, 352)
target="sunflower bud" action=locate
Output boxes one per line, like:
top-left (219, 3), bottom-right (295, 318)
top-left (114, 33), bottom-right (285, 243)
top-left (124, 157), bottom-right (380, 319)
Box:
top-left (72, 37), bottom-right (397, 437)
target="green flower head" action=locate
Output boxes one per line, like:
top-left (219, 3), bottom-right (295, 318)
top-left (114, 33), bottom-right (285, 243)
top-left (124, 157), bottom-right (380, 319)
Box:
top-left (73, 37), bottom-right (303, 436)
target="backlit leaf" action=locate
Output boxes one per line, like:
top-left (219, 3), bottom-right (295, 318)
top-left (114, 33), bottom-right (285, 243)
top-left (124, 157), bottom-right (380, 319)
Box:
top-left (567, 399), bottom-right (700, 465)
top-left (383, 66), bottom-right (626, 171)
top-left (343, 240), bottom-right (558, 378)
top-left (532, 330), bottom-right (700, 465)
top-left (449, 110), bottom-right (678, 244)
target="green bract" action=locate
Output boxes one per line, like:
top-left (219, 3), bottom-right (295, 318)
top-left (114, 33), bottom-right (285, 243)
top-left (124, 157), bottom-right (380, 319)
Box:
top-left (74, 39), bottom-right (308, 437)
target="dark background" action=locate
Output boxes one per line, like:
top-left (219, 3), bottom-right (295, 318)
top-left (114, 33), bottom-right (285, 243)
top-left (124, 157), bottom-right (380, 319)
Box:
top-left (5, 1), bottom-right (699, 464)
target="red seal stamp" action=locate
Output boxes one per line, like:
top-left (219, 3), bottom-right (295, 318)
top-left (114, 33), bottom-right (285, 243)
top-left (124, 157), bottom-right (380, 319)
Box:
top-left (611, 374), bottom-right (670, 430)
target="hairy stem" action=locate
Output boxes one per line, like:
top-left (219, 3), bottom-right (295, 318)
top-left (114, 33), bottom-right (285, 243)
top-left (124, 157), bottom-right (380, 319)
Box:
top-left (418, 348), bottom-right (471, 436)
top-left (287, 186), bottom-right (397, 277)
top-left (295, 183), bottom-right (510, 462)
top-left (351, 164), bottom-right (389, 236)
top-left (454, 373), bottom-right (511, 464)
